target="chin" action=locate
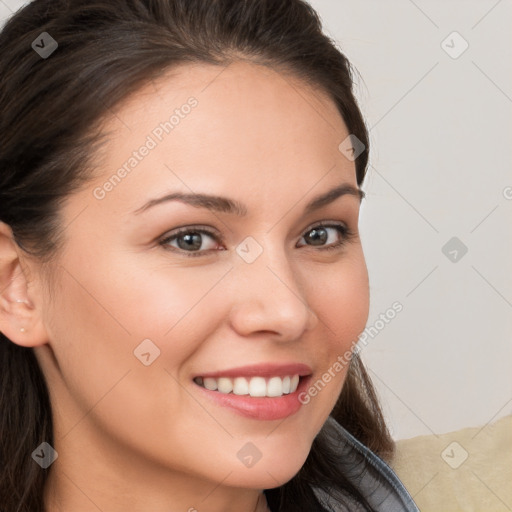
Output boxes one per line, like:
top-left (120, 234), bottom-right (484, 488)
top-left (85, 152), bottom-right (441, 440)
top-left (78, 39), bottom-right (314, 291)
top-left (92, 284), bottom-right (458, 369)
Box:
top-left (221, 443), bottom-right (311, 489)
top-left (225, 466), bottom-right (303, 490)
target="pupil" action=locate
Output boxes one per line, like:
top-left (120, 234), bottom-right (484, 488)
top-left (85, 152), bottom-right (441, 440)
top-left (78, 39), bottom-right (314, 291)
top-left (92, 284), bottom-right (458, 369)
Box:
top-left (178, 233), bottom-right (201, 250)
top-left (308, 228), bottom-right (327, 245)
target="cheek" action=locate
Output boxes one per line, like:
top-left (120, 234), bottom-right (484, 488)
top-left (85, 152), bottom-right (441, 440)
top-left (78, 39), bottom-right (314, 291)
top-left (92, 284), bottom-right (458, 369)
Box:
top-left (98, 259), bottom-right (234, 364)
top-left (41, 267), bottom-right (140, 430)
top-left (43, 253), bottom-right (234, 434)
top-left (42, 258), bottom-right (221, 462)
top-left (303, 251), bottom-right (369, 407)
top-left (311, 250), bottom-right (370, 351)
top-left (53, 247), bottom-right (225, 346)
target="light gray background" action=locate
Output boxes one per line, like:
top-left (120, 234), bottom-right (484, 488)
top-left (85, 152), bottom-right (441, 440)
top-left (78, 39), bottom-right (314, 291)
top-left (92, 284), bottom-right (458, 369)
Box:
top-left (1, 0), bottom-right (511, 440)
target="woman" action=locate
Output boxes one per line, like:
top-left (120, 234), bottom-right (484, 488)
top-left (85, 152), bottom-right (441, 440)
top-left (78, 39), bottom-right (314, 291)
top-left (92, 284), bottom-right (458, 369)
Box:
top-left (0, 1), bottom-right (420, 511)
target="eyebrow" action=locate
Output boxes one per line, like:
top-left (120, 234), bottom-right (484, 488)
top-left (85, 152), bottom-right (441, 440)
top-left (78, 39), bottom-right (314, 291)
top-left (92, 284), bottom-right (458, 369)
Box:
top-left (132, 182), bottom-right (365, 217)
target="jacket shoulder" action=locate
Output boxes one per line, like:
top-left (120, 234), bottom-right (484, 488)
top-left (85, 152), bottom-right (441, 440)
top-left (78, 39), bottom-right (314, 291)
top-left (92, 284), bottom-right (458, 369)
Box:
top-left (310, 416), bottom-right (420, 512)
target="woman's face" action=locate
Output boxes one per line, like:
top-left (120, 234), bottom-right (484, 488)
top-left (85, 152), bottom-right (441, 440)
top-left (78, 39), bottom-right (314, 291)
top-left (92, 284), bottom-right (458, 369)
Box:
top-left (32, 61), bottom-right (369, 507)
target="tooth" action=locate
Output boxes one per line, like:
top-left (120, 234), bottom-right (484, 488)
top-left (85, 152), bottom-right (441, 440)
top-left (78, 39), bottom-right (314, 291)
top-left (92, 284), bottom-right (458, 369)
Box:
top-left (248, 377), bottom-right (266, 397)
top-left (290, 375), bottom-right (300, 393)
top-left (199, 374), bottom-right (302, 397)
top-left (203, 377), bottom-right (218, 391)
top-left (217, 377), bottom-right (233, 394)
top-left (282, 376), bottom-right (291, 394)
top-left (266, 376), bottom-right (283, 397)
top-left (233, 377), bottom-right (249, 395)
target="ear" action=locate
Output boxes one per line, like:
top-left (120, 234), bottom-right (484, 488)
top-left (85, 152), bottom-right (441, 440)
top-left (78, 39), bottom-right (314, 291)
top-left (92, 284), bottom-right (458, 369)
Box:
top-left (0, 221), bottom-right (49, 347)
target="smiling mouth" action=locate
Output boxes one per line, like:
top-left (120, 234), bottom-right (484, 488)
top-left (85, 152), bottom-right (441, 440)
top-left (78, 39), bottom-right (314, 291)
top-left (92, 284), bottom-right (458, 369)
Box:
top-left (193, 374), bottom-right (303, 398)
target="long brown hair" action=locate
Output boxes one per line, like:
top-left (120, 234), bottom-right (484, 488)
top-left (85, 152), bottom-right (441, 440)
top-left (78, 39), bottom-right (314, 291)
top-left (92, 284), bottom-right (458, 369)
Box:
top-left (0, 1), bottom-right (394, 510)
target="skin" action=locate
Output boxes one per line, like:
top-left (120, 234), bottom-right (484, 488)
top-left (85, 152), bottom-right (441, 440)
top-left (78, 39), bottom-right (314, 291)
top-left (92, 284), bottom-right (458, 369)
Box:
top-left (0, 60), bottom-right (369, 511)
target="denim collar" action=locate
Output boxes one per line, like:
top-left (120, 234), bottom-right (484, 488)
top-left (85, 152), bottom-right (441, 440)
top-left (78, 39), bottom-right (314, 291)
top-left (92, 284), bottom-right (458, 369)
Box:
top-left (264, 416), bottom-right (420, 512)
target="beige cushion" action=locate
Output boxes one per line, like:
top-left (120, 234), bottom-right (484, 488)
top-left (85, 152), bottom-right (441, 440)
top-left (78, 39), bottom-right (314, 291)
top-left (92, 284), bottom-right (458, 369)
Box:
top-left (390, 414), bottom-right (512, 512)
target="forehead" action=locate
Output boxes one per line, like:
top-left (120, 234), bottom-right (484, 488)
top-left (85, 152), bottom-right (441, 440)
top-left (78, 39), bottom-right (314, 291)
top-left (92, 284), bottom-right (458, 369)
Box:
top-left (85, 60), bottom-right (356, 215)
top-left (112, 59), bottom-right (343, 128)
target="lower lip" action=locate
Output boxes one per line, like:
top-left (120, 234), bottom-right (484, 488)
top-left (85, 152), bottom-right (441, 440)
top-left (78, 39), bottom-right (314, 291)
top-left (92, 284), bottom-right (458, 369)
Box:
top-left (193, 376), bottom-right (312, 421)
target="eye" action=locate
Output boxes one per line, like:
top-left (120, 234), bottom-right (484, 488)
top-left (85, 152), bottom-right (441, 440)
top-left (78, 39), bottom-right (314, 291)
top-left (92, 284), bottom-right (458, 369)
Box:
top-left (159, 226), bottom-right (221, 256)
top-left (158, 222), bottom-right (355, 257)
top-left (297, 222), bottom-right (354, 251)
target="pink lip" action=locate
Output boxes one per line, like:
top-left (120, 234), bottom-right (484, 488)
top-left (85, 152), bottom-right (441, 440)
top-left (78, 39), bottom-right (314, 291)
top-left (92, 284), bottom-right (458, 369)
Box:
top-left (193, 362), bottom-right (312, 379)
top-left (193, 374), bottom-right (312, 421)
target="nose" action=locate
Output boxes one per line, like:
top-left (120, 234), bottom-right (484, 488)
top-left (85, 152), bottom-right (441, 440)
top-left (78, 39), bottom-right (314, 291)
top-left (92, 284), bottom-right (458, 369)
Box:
top-left (226, 244), bottom-right (319, 341)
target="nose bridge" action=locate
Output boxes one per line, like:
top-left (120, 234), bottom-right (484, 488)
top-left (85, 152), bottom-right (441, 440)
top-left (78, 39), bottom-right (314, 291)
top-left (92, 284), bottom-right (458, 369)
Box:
top-left (228, 235), bottom-right (317, 338)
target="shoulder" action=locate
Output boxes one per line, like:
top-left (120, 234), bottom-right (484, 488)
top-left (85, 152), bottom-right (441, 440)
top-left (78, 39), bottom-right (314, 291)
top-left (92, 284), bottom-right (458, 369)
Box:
top-left (310, 416), bottom-right (420, 512)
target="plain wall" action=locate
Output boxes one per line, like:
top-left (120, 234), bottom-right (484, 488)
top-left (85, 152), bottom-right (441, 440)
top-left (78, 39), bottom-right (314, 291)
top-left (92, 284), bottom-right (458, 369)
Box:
top-left (1, 0), bottom-right (511, 440)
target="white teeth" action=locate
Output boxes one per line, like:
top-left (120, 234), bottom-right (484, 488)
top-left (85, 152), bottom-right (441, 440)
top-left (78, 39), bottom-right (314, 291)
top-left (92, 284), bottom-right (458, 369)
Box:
top-left (203, 377), bottom-right (218, 391)
top-left (267, 376), bottom-right (283, 397)
top-left (290, 375), bottom-right (299, 392)
top-left (195, 374), bottom-right (301, 397)
top-left (217, 377), bottom-right (233, 394)
top-left (282, 376), bottom-right (291, 394)
top-left (233, 377), bottom-right (249, 395)
top-left (249, 377), bottom-right (266, 397)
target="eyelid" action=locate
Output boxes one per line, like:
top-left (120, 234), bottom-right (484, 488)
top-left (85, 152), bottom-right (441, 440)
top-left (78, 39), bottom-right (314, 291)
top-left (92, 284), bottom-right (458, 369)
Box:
top-left (303, 219), bottom-right (348, 233)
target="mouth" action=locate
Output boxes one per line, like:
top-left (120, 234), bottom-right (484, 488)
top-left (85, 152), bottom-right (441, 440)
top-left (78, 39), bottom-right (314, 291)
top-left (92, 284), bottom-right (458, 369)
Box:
top-left (193, 374), bottom-right (304, 398)
top-left (191, 363), bottom-right (313, 420)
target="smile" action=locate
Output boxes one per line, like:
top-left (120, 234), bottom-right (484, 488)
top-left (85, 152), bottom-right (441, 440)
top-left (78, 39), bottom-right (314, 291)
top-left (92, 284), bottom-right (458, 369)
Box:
top-left (193, 374), bottom-right (301, 398)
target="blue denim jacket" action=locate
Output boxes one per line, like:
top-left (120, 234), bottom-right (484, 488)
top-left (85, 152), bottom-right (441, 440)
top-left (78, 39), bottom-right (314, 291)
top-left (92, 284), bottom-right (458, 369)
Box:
top-left (265, 416), bottom-right (420, 511)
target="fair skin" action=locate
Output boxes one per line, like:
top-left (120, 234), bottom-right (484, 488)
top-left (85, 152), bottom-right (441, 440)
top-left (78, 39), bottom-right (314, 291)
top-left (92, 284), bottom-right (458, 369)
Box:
top-left (0, 60), bottom-right (369, 511)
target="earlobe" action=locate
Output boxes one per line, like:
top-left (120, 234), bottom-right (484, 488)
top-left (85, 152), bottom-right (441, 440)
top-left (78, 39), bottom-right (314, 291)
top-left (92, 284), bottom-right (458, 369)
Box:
top-left (0, 221), bottom-right (49, 347)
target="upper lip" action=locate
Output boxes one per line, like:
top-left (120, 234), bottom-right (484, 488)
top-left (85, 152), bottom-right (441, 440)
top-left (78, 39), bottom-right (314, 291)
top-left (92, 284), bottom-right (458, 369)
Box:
top-left (194, 363), bottom-right (313, 379)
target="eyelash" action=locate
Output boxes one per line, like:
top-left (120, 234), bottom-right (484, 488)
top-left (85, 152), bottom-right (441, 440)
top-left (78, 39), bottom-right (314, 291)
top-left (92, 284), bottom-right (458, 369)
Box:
top-left (158, 221), bottom-right (356, 258)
